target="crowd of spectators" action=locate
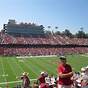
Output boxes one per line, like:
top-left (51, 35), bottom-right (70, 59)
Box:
top-left (71, 65), bottom-right (88, 88)
top-left (2, 47), bottom-right (88, 56)
top-left (0, 33), bottom-right (88, 45)
top-left (14, 66), bottom-right (88, 88)
top-left (0, 33), bottom-right (88, 56)
top-left (34, 66), bottom-right (88, 88)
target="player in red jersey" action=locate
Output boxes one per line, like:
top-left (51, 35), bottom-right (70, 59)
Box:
top-left (57, 56), bottom-right (73, 88)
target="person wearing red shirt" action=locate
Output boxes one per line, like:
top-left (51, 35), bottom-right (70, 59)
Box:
top-left (57, 56), bottom-right (73, 88)
top-left (38, 72), bottom-right (49, 88)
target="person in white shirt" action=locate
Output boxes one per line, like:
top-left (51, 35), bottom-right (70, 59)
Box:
top-left (50, 74), bottom-right (56, 87)
top-left (45, 74), bottom-right (52, 87)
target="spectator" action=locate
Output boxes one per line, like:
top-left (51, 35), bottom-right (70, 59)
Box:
top-left (49, 74), bottom-right (56, 88)
top-left (45, 73), bottom-right (52, 88)
top-left (20, 72), bottom-right (30, 88)
top-left (33, 81), bottom-right (39, 88)
top-left (57, 56), bottom-right (73, 88)
top-left (37, 72), bottom-right (49, 88)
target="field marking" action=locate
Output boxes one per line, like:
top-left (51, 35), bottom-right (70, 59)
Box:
top-left (16, 59), bottom-right (25, 73)
top-left (0, 58), bottom-right (4, 82)
top-left (22, 60), bottom-right (38, 76)
top-left (0, 58), bottom-right (7, 82)
top-left (81, 54), bottom-right (88, 57)
top-left (18, 60), bottom-right (24, 62)
top-left (0, 79), bottom-right (37, 85)
top-left (6, 57), bottom-right (17, 77)
top-left (0, 74), bottom-right (8, 77)
top-left (33, 55), bottom-right (57, 57)
top-left (16, 55), bottom-right (57, 59)
top-left (12, 58), bottom-right (24, 75)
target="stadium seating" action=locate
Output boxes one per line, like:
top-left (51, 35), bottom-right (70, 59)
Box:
top-left (0, 33), bottom-right (88, 56)
top-left (1, 33), bottom-right (88, 45)
top-left (2, 47), bottom-right (88, 56)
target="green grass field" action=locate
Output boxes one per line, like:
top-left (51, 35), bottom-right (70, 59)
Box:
top-left (0, 54), bottom-right (88, 88)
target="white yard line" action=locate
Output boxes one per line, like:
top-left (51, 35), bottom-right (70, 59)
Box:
top-left (6, 58), bottom-right (17, 77)
top-left (0, 79), bottom-right (37, 85)
top-left (81, 54), bottom-right (88, 57)
top-left (15, 59), bottom-right (24, 73)
top-left (11, 59), bottom-right (24, 75)
top-left (0, 58), bottom-right (7, 82)
top-left (0, 58), bottom-right (4, 81)
top-left (32, 55), bottom-right (57, 57)
top-left (16, 55), bottom-right (57, 59)
top-left (0, 74), bottom-right (8, 77)
top-left (23, 60), bottom-right (38, 76)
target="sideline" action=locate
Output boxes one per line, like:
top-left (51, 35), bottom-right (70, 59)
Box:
top-left (16, 55), bottom-right (57, 59)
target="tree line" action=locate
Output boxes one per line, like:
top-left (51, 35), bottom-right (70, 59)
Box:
top-left (45, 27), bottom-right (88, 38)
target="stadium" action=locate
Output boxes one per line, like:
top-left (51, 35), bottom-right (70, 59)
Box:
top-left (0, 19), bottom-right (88, 88)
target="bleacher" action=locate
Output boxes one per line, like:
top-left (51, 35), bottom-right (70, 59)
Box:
top-left (0, 19), bottom-right (88, 56)
top-left (0, 33), bottom-right (88, 56)
top-left (0, 33), bottom-right (88, 45)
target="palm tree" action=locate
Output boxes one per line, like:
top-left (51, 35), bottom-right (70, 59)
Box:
top-left (55, 26), bottom-right (58, 30)
top-left (47, 26), bottom-right (51, 29)
top-left (80, 27), bottom-right (83, 31)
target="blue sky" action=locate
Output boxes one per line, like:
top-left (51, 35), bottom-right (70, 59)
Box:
top-left (0, 0), bottom-right (88, 33)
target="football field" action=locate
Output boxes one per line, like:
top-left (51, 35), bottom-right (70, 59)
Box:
top-left (0, 54), bottom-right (88, 88)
